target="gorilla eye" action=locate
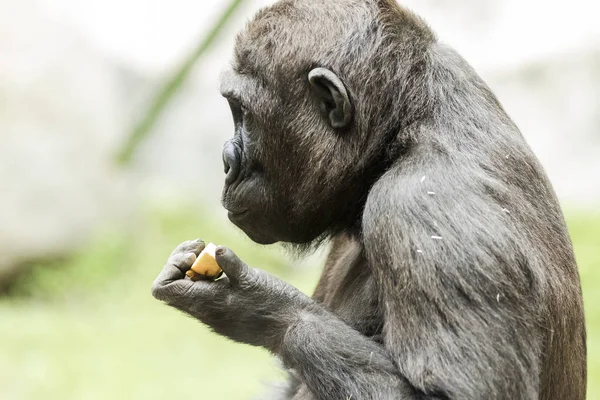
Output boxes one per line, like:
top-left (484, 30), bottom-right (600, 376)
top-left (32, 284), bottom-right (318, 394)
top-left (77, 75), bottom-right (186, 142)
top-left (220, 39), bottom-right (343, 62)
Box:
top-left (227, 97), bottom-right (255, 135)
top-left (228, 99), bottom-right (243, 127)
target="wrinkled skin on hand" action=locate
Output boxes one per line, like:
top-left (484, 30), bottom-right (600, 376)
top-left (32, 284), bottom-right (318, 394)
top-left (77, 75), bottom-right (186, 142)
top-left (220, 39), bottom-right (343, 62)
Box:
top-left (151, 239), bottom-right (312, 352)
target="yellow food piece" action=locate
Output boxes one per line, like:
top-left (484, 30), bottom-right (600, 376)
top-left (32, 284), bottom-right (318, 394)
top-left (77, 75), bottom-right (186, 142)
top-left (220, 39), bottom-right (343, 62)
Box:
top-left (185, 269), bottom-right (202, 281)
top-left (189, 243), bottom-right (222, 279)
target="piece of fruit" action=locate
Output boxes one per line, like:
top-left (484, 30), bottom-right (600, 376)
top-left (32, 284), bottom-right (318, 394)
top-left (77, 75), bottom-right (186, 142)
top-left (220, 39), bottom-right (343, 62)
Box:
top-left (185, 242), bottom-right (222, 281)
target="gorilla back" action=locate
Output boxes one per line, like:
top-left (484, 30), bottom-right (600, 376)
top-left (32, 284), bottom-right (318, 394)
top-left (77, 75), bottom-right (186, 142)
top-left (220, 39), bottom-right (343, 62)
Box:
top-left (217, 0), bottom-right (586, 398)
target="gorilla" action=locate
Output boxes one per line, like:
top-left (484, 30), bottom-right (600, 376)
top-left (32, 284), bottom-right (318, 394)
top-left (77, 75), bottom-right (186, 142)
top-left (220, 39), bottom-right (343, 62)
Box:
top-left (152, 0), bottom-right (587, 399)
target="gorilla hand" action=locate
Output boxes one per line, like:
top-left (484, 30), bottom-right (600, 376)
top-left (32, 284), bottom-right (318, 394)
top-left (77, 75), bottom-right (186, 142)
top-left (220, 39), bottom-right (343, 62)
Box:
top-left (151, 240), bottom-right (312, 352)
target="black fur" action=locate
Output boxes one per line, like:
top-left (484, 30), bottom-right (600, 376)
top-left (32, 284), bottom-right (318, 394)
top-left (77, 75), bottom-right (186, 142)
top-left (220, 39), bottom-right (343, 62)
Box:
top-left (218, 1), bottom-right (586, 398)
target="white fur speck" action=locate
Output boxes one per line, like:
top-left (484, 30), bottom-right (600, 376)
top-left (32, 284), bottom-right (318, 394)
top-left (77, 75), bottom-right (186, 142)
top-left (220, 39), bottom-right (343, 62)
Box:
top-left (421, 175), bottom-right (427, 183)
top-left (427, 191), bottom-right (436, 196)
top-left (497, 293), bottom-right (501, 302)
top-left (502, 208), bottom-right (511, 214)
top-left (431, 236), bottom-right (443, 240)
top-left (416, 249), bottom-right (423, 254)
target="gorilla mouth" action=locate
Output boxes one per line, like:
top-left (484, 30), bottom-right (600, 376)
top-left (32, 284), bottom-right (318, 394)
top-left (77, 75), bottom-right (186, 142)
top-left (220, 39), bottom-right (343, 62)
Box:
top-left (225, 208), bottom-right (276, 245)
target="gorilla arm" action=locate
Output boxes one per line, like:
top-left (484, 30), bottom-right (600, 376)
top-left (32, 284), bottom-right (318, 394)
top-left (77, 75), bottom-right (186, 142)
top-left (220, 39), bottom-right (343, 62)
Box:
top-left (279, 302), bottom-right (415, 400)
top-left (152, 243), bottom-right (416, 399)
top-left (362, 160), bottom-right (543, 399)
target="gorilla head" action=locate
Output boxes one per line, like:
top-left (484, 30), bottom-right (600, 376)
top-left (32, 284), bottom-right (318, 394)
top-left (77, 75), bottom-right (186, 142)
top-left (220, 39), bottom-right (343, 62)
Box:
top-left (219, 0), bottom-right (432, 245)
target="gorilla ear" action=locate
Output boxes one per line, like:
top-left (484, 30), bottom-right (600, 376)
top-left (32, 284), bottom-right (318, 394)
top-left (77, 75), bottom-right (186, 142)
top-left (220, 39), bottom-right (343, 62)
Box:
top-left (308, 68), bottom-right (353, 129)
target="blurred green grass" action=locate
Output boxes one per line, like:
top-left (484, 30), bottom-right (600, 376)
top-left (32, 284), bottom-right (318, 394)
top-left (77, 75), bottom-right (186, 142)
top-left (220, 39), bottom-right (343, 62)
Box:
top-left (0, 208), bottom-right (598, 399)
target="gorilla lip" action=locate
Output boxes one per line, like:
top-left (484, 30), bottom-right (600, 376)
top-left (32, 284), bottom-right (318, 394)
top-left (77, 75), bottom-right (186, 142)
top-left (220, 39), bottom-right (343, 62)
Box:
top-left (227, 208), bottom-right (248, 218)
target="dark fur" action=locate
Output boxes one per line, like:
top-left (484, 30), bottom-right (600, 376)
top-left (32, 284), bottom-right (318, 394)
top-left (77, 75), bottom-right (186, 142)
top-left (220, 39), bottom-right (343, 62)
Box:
top-left (220, 0), bottom-right (586, 398)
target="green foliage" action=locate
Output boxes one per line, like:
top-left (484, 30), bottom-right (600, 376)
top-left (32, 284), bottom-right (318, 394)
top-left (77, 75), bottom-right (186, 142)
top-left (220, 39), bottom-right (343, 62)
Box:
top-left (7, 233), bottom-right (129, 300)
top-left (0, 209), bottom-right (598, 399)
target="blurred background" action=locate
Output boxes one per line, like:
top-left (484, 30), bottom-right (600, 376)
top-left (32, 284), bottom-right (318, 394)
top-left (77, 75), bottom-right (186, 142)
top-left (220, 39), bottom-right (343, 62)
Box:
top-left (0, 0), bottom-right (598, 398)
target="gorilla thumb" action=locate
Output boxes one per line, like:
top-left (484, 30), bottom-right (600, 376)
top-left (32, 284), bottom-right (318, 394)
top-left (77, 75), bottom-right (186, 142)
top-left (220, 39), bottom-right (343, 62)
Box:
top-left (215, 247), bottom-right (251, 286)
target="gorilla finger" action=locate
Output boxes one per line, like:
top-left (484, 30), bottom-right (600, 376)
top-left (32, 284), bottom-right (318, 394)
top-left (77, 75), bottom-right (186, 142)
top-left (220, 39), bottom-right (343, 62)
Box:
top-left (169, 239), bottom-right (196, 257)
top-left (154, 276), bottom-right (230, 304)
top-left (152, 262), bottom-right (189, 299)
top-left (151, 278), bottom-right (195, 302)
top-left (170, 239), bottom-right (205, 257)
top-left (167, 252), bottom-right (197, 273)
top-left (153, 253), bottom-right (195, 294)
top-left (215, 247), bottom-right (251, 286)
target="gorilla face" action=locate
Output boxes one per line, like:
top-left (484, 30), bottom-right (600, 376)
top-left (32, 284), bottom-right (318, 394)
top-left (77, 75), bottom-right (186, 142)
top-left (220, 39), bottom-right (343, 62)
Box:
top-left (219, 63), bottom-right (359, 245)
top-left (217, 3), bottom-right (404, 246)
top-left (219, 71), bottom-right (283, 245)
top-left (219, 68), bottom-right (310, 245)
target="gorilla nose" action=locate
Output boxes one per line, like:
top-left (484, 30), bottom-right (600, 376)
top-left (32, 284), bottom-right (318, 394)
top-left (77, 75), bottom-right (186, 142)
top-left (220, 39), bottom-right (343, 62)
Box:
top-left (222, 140), bottom-right (241, 184)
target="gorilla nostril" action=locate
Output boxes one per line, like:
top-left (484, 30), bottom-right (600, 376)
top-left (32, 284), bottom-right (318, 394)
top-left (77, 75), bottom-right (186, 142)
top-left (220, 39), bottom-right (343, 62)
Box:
top-left (222, 141), bottom-right (241, 184)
